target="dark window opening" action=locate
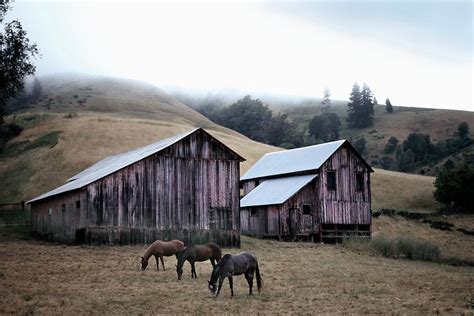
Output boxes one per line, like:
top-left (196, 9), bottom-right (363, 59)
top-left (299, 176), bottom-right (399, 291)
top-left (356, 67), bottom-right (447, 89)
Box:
top-left (250, 208), bottom-right (258, 217)
top-left (327, 171), bottom-right (336, 191)
top-left (302, 204), bottom-right (311, 215)
top-left (76, 200), bottom-right (81, 209)
top-left (62, 204), bottom-right (66, 212)
top-left (356, 173), bottom-right (364, 191)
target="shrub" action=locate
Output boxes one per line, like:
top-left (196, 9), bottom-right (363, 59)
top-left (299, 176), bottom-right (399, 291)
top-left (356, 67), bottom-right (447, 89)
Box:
top-left (384, 136), bottom-right (399, 153)
top-left (370, 235), bottom-right (396, 257)
top-left (23, 131), bottom-right (61, 151)
top-left (0, 123), bottom-right (23, 152)
top-left (344, 235), bottom-right (440, 262)
top-left (352, 136), bottom-right (367, 156)
top-left (434, 163), bottom-right (474, 213)
top-left (64, 112), bottom-right (78, 119)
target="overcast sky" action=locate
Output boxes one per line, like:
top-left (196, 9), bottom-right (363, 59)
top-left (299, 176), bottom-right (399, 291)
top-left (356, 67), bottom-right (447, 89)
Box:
top-left (9, 0), bottom-right (474, 111)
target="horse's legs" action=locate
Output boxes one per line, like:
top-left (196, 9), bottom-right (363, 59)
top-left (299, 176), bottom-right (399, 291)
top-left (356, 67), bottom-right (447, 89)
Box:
top-left (154, 255), bottom-right (160, 271)
top-left (160, 256), bottom-right (165, 271)
top-left (228, 276), bottom-right (234, 297)
top-left (216, 277), bottom-right (224, 297)
top-left (210, 258), bottom-right (216, 268)
top-left (191, 262), bottom-right (197, 278)
top-left (245, 271), bottom-right (254, 295)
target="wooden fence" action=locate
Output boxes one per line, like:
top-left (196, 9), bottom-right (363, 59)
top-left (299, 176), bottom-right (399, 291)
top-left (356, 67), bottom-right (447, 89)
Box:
top-left (0, 201), bottom-right (30, 231)
top-left (0, 201), bottom-right (26, 212)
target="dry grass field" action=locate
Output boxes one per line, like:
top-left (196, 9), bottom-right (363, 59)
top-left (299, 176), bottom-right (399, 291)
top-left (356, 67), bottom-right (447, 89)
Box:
top-left (1, 215), bottom-right (473, 315)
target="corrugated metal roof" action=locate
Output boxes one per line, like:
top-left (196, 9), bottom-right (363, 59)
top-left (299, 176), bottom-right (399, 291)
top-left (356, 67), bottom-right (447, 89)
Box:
top-left (240, 174), bottom-right (318, 208)
top-left (241, 139), bottom-right (346, 181)
top-left (28, 128), bottom-right (200, 203)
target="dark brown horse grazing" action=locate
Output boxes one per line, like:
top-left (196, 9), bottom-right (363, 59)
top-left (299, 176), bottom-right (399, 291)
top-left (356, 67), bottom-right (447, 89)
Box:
top-left (176, 243), bottom-right (222, 280)
top-left (208, 252), bottom-right (263, 297)
top-left (140, 240), bottom-right (184, 271)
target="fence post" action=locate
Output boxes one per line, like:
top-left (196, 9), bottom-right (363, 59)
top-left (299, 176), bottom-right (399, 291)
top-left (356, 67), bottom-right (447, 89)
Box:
top-left (21, 201), bottom-right (25, 212)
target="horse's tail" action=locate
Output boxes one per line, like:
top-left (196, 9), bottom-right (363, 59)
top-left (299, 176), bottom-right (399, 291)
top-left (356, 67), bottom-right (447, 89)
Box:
top-left (255, 259), bottom-right (263, 294)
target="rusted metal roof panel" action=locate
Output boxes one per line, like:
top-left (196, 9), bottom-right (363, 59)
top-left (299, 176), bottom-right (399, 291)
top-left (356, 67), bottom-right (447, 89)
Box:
top-left (240, 174), bottom-right (318, 207)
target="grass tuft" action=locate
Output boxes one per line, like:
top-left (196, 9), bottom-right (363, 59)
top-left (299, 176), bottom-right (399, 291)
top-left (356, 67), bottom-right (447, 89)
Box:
top-left (344, 235), bottom-right (441, 263)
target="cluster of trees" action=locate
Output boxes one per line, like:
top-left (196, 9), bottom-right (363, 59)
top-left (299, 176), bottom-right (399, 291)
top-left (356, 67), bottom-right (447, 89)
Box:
top-left (0, 0), bottom-right (38, 152)
top-left (199, 95), bottom-right (304, 148)
top-left (376, 123), bottom-right (472, 173)
top-left (197, 83), bottom-right (392, 150)
top-left (347, 83), bottom-right (375, 128)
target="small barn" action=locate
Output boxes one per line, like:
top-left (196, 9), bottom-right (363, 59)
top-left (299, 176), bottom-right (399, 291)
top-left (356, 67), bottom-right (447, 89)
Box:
top-left (28, 128), bottom-right (244, 246)
top-left (240, 140), bottom-right (373, 242)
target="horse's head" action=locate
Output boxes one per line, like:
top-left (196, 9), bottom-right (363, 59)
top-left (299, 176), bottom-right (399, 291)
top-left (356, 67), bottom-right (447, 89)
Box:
top-left (140, 256), bottom-right (148, 271)
top-left (208, 280), bottom-right (218, 296)
top-left (176, 264), bottom-right (183, 280)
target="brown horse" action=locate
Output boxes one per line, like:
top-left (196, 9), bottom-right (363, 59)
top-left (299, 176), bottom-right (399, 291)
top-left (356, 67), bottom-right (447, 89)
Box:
top-left (140, 240), bottom-right (184, 271)
top-left (176, 243), bottom-right (222, 280)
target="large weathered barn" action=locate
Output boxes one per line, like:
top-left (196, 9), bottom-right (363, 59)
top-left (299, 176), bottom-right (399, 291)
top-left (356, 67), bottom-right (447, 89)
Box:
top-left (240, 140), bottom-right (373, 242)
top-left (28, 128), bottom-right (244, 246)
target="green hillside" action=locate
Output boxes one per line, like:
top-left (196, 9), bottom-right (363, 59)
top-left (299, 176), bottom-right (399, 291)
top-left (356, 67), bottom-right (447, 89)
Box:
top-left (273, 101), bottom-right (474, 176)
top-left (1, 74), bottom-right (438, 212)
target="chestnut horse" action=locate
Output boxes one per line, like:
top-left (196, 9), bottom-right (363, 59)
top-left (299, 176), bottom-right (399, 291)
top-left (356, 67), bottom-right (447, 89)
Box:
top-left (208, 252), bottom-right (263, 297)
top-left (140, 239), bottom-right (184, 271)
top-left (176, 243), bottom-right (222, 280)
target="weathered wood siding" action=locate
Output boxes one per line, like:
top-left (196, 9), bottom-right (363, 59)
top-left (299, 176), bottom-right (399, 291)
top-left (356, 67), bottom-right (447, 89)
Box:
top-left (240, 178), bottom-right (319, 237)
top-left (30, 190), bottom-right (86, 241)
top-left (30, 130), bottom-right (242, 246)
top-left (318, 146), bottom-right (371, 225)
top-left (240, 143), bottom-right (372, 238)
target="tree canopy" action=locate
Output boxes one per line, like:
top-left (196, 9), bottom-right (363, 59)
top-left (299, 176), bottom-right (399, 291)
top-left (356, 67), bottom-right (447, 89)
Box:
top-left (0, 0), bottom-right (39, 124)
top-left (308, 112), bottom-right (341, 143)
top-left (434, 163), bottom-right (474, 213)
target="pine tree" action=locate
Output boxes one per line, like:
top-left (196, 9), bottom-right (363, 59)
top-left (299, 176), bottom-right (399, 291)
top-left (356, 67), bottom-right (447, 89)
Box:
top-left (346, 83), bottom-right (362, 128)
top-left (385, 98), bottom-right (393, 113)
top-left (359, 83), bottom-right (374, 127)
top-left (373, 97), bottom-right (378, 105)
top-left (31, 77), bottom-right (42, 101)
top-left (320, 88), bottom-right (331, 112)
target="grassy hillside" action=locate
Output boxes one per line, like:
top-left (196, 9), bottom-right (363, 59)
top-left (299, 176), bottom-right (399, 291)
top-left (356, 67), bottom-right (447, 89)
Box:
top-left (277, 102), bottom-right (474, 175)
top-left (1, 74), bottom-right (438, 212)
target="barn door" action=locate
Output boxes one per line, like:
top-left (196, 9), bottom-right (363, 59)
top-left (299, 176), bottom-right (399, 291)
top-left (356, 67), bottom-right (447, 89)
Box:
top-left (288, 208), bottom-right (298, 240)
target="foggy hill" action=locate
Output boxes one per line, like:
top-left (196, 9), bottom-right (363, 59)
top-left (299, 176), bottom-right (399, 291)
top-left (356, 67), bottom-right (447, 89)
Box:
top-left (1, 74), bottom-right (438, 212)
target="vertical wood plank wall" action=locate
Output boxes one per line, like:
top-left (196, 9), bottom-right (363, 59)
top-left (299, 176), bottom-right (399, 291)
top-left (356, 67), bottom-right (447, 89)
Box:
top-left (240, 144), bottom-right (371, 238)
top-left (318, 147), bottom-right (371, 225)
top-left (30, 130), bottom-right (241, 246)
